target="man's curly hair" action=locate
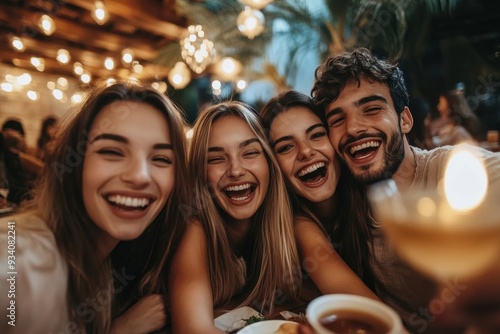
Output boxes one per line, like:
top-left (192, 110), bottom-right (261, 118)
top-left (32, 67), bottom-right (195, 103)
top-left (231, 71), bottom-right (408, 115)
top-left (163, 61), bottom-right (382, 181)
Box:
top-left (311, 48), bottom-right (409, 117)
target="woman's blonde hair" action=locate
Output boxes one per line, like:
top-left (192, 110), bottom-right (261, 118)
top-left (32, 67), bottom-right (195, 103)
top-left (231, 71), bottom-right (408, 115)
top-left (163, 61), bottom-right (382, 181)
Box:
top-left (189, 101), bottom-right (301, 312)
top-left (33, 81), bottom-right (189, 333)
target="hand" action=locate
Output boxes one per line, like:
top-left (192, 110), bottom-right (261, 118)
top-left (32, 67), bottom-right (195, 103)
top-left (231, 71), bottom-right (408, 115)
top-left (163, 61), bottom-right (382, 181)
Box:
top-left (111, 294), bottom-right (167, 334)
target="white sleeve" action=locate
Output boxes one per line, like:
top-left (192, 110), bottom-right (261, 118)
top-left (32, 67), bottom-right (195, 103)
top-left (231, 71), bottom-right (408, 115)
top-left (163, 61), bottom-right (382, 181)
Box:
top-left (0, 216), bottom-right (70, 334)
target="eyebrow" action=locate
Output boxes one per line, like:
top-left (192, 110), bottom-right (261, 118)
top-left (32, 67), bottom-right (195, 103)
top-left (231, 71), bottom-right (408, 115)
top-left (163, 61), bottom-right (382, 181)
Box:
top-left (208, 137), bottom-right (260, 152)
top-left (325, 95), bottom-right (388, 120)
top-left (90, 133), bottom-right (173, 150)
top-left (272, 123), bottom-right (323, 148)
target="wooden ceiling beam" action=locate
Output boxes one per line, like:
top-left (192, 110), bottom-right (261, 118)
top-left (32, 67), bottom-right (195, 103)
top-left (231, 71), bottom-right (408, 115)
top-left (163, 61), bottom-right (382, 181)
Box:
top-left (65, 0), bottom-right (187, 40)
top-left (0, 4), bottom-right (159, 60)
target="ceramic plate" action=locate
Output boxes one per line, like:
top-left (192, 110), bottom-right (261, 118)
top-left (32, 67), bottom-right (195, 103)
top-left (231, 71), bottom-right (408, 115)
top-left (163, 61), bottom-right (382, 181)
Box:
top-left (237, 320), bottom-right (297, 334)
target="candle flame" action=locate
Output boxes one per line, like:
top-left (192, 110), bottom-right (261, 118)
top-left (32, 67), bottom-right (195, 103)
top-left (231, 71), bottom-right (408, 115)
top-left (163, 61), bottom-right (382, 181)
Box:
top-left (444, 146), bottom-right (487, 211)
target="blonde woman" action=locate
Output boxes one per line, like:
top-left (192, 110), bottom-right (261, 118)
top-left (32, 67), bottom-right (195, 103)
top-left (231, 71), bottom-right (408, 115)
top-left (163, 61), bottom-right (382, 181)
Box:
top-left (169, 101), bottom-right (301, 334)
top-left (0, 82), bottom-right (189, 333)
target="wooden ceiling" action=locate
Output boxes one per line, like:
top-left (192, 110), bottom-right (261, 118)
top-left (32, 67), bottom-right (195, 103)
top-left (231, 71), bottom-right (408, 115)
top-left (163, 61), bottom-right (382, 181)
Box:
top-left (0, 0), bottom-right (189, 82)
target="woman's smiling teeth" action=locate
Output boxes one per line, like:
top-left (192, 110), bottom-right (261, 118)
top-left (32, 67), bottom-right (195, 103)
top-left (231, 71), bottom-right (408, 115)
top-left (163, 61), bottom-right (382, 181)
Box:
top-left (223, 183), bottom-right (255, 201)
top-left (107, 195), bottom-right (151, 210)
top-left (349, 141), bottom-right (381, 158)
top-left (297, 162), bottom-right (327, 184)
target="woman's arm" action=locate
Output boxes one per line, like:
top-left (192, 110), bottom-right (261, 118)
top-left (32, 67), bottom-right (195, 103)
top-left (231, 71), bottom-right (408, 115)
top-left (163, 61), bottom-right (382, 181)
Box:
top-left (169, 219), bottom-right (224, 334)
top-left (295, 217), bottom-right (379, 300)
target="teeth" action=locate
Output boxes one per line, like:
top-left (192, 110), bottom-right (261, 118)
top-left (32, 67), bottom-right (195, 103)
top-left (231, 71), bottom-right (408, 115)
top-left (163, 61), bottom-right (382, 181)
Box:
top-left (225, 183), bottom-right (251, 192)
top-left (349, 141), bottom-right (380, 155)
top-left (231, 194), bottom-right (252, 201)
top-left (108, 195), bottom-right (150, 208)
top-left (298, 162), bottom-right (325, 177)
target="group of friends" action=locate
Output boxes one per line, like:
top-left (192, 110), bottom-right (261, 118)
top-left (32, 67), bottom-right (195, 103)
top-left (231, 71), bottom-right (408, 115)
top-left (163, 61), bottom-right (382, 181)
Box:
top-left (1, 48), bottom-right (499, 334)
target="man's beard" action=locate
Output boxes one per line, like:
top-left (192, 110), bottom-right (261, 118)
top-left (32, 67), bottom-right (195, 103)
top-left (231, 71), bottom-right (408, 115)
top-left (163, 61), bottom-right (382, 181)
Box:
top-left (343, 130), bottom-right (405, 185)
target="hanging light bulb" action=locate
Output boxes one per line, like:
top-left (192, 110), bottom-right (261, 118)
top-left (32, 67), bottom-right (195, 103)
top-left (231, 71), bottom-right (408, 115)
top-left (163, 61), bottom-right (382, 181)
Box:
top-left (91, 1), bottom-right (110, 25)
top-left (38, 14), bottom-right (56, 36)
top-left (30, 57), bottom-right (45, 71)
top-left (238, 0), bottom-right (274, 10)
top-left (237, 6), bottom-right (265, 39)
top-left (11, 36), bottom-right (25, 52)
top-left (168, 62), bottom-right (191, 90)
top-left (56, 49), bottom-right (71, 64)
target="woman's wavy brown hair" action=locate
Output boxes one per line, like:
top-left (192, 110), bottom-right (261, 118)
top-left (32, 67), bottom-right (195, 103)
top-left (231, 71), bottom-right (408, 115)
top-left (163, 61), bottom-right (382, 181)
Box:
top-left (33, 81), bottom-right (189, 333)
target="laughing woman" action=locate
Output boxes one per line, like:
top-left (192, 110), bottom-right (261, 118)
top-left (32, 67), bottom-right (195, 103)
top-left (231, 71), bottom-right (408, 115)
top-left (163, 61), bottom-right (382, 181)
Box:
top-left (0, 82), bottom-right (189, 334)
top-left (169, 101), bottom-right (301, 334)
top-left (260, 90), bottom-right (378, 299)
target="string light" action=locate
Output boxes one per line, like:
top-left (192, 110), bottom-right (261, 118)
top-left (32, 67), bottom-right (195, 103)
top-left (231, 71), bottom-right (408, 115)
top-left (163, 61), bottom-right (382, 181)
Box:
top-left (38, 15), bottom-right (56, 36)
top-left (91, 1), bottom-right (110, 25)
top-left (180, 25), bottom-right (215, 74)
top-left (168, 62), bottom-right (191, 89)
top-left (11, 37), bottom-right (25, 52)
top-left (56, 49), bottom-right (71, 64)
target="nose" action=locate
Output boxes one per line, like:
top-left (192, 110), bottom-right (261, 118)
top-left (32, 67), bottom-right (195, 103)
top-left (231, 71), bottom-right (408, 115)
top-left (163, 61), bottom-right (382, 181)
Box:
top-left (345, 113), bottom-right (367, 136)
top-left (297, 141), bottom-right (314, 161)
top-left (120, 158), bottom-right (151, 186)
top-left (226, 158), bottom-right (246, 178)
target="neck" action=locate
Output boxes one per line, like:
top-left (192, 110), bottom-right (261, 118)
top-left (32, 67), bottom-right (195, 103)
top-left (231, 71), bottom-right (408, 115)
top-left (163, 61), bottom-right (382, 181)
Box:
top-left (308, 196), bottom-right (336, 225)
top-left (392, 141), bottom-right (417, 190)
top-left (225, 218), bottom-right (252, 253)
top-left (96, 231), bottom-right (119, 262)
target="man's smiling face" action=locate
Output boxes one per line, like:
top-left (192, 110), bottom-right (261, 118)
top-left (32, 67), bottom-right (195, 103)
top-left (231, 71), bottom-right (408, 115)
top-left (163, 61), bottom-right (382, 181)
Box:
top-left (324, 77), bottom-right (411, 184)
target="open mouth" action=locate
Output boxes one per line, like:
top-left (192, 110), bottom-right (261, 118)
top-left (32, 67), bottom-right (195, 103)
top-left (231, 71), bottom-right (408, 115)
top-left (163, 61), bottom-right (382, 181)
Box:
top-left (348, 140), bottom-right (381, 160)
top-left (223, 183), bottom-right (256, 201)
top-left (297, 162), bottom-right (327, 184)
top-left (106, 195), bottom-right (151, 211)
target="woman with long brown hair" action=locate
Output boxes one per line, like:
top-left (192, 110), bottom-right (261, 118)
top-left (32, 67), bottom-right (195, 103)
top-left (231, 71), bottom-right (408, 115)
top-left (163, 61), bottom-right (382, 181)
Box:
top-left (0, 81), bottom-right (189, 333)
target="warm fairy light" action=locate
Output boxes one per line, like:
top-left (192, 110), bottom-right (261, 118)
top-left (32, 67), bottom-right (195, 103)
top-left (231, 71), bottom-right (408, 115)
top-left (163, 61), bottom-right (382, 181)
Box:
top-left (11, 37), bottom-right (25, 51)
top-left (56, 49), bottom-right (71, 64)
top-left (106, 78), bottom-right (116, 86)
top-left (121, 49), bottom-right (134, 65)
top-left (236, 79), bottom-right (247, 91)
top-left (132, 61), bottom-right (143, 73)
top-left (180, 25), bottom-right (215, 74)
top-left (57, 77), bottom-right (68, 88)
top-left (71, 92), bottom-right (83, 104)
top-left (237, 7), bottom-right (265, 39)
top-left (168, 62), bottom-right (191, 89)
top-left (211, 80), bottom-right (221, 90)
top-left (151, 81), bottom-right (167, 94)
top-left (30, 57), bottom-right (45, 71)
top-left (74, 62), bottom-right (84, 75)
top-left (104, 57), bottom-right (115, 70)
top-left (214, 57), bottom-right (242, 81)
top-left (17, 73), bottom-right (32, 86)
top-left (27, 90), bottom-right (39, 101)
top-left (47, 81), bottom-right (56, 90)
top-left (1, 82), bottom-right (13, 92)
top-left (38, 15), bottom-right (56, 36)
top-left (52, 89), bottom-right (63, 100)
top-left (80, 71), bottom-right (91, 84)
top-left (444, 146), bottom-right (487, 211)
top-left (91, 1), bottom-right (110, 25)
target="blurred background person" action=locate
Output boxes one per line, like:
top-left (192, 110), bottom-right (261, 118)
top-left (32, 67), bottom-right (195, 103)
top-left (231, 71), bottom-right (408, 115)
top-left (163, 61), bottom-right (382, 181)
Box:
top-left (0, 118), bottom-right (43, 206)
top-left (36, 115), bottom-right (59, 161)
top-left (426, 90), bottom-right (482, 147)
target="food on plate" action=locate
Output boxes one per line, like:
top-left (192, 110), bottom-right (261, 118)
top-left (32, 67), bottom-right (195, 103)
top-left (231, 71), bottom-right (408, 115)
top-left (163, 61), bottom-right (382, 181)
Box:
top-left (274, 322), bottom-right (299, 334)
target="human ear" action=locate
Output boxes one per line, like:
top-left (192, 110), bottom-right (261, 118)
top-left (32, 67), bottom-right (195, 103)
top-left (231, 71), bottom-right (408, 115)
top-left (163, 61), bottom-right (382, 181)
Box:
top-left (400, 107), bottom-right (413, 134)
